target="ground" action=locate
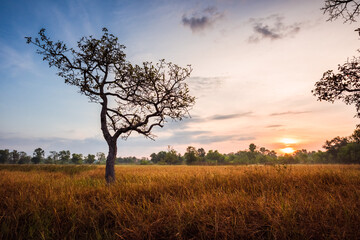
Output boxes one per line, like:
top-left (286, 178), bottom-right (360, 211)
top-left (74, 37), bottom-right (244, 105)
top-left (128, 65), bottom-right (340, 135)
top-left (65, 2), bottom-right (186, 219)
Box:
top-left (1, 164), bottom-right (359, 239)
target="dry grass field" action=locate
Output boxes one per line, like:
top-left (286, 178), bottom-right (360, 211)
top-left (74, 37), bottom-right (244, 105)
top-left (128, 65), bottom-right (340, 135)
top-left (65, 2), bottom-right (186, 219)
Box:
top-left (1, 164), bottom-right (360, 239)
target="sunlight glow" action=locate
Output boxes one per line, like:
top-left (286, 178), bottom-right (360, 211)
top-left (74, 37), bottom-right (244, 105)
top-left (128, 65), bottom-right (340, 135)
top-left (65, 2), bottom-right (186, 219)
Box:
top-left (281, 147), bottom-right (295, 154)
top-left (280, 138), bottom-right (297, 145)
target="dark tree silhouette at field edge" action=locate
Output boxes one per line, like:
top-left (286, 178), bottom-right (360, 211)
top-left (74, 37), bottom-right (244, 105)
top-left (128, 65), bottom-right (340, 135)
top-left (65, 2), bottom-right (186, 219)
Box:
top-left (26, 28), bottom-right (195, 183)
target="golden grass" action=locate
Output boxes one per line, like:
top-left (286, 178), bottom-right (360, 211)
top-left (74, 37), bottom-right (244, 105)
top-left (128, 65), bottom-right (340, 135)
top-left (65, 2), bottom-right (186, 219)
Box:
top-left (1, 165), bottom-right (360, 239)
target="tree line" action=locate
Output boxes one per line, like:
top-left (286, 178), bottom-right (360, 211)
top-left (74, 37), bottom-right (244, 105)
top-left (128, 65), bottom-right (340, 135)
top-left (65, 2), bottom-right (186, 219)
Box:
top-left (1, 128), bottom-right (359, 165)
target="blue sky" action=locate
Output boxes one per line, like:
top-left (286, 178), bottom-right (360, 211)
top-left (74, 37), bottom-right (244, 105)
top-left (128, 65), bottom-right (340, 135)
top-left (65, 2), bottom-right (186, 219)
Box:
top-left (0, 0), bottom-right (359, 157)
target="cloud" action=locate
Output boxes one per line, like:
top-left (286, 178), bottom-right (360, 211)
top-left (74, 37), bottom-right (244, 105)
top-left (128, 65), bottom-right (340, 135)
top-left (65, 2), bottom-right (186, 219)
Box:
top-left (182, 6), bottom-right (224, 33)
top-left (270, 111), bottom-right (311, 116)
top-left (0, 43), bottom-right (38, 76)
top-left (248, 14), bottom-right (302, 43)
top-left (266, 124), bottom-right (284, 128)
top-left (237, 136), bottom-right (256, 141)
top-left (188, 76), bottom-right (225, 93)
top-left (210, 112), bottom-right (253, 120)
top-left (163, 130), bottom-right (254, 145)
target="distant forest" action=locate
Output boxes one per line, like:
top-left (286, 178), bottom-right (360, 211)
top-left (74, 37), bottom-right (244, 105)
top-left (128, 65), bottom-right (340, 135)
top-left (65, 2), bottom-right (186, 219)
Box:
top-left (1, 128), bottom-right (360, 165)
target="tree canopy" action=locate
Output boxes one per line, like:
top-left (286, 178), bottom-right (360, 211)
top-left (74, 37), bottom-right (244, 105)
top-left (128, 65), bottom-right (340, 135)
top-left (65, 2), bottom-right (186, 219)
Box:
top-left (313, 0), bottom-right (360, 117)
top-left (312, 57), bottom-right (360, 117)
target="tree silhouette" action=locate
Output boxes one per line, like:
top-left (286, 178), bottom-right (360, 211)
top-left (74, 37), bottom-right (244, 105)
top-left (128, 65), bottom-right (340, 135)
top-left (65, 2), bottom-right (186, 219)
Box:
top-left (313, 57), bottom-right (360, 117)
top-left (26, 28), bottom-right (195, 183)
top-left (322, 0), bottom-right (360, 22)
top-left (313, 1), bottom-right (360, 117)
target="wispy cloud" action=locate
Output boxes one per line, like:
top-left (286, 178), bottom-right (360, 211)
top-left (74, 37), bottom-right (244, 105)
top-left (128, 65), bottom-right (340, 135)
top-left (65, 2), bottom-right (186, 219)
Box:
top-left (266, 124), bottom-right (284, 128)
top-left (248, 14), bottom-right (302, 43)
top-left (270, 111), bottom-right (311, 116)
top-left (189, 76), bottom-right (225, 91)
top-left (182, 6), bottom-right (224, 33)
top-left (163, 130), bottom-right (254, 145)
top-left (210, 112), bottom-right (253, 120)
top-left (0, 43), bottom-right (37, 75)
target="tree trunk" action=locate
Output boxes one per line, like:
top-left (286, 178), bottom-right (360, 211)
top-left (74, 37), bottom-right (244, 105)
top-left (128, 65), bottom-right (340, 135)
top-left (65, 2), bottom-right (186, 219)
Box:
top-left (105, 139), bottom-right (117, 184)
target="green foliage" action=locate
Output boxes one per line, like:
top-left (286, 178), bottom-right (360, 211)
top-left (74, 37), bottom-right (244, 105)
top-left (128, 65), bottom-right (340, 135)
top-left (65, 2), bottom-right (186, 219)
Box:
top-left (337, 142), bottom-right (360, 163)
top-left (96, 152), bottom-right (106, 164)
top-left (116, 156), bottom-right (140, 164)
top-left (0, 149), bottom-right (10, 164)
top-left (71, 153), bottom-right (83, 164)
top-left (184, 146), bottom-right (198, 165)
top-left (164, 149), bottom-right (183, 165)
top-left (249, 143), bottom-right (256, 153)
top-left (44, 156), bottom-right (54, 164)
top-left (205, 150), bottom-right (225, 164)
top-left (10, 150), bottom-right (20, 164)
top-left (48, 151), bottom-right (59, 164)
top-left (1, 127), bottom-right (360, 166)
top-left (18, 152), bottom-right (31, 164)
top-left (31, 157), bottom-right (41, 164)
top-left (31, 148), bottom-right (45, 164)
top-left (139, 159), bottom-right (153, 165)
top-left (150, 149), bottom-right (182, 165)
top-left (59, 150), bottom-right (71, 164)
top-left (278, 154), bottom-right (297, 164)
top-left (84, 154), bottom-right (96, 164)
top-left (150, 151), bottom-right (167, 164)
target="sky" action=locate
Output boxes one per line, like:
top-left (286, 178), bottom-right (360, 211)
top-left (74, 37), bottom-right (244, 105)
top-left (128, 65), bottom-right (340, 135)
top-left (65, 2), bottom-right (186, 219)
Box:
top-left (0, 0), bottom-right (359, 158)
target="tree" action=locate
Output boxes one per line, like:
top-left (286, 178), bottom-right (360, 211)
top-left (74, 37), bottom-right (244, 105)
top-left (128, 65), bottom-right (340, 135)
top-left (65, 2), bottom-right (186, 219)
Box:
top-left (249, 143), bottom-right (256, 153)
top-left (205, 150), bottom-right (225, 164)
top-left (48, 151), bottom-right (59, 164)
top-left (314, 0), bottom-right (360, 117)
top-left (9, 150), bottom-right (20, 164)
top-left (164, 149), bottom-right (182, 165)
top-left (323, 136), bottom-right (349, 161)
top-left (71, 153), bottom-right (83, 164)
top-left (26, 28), bottom-right (195, 183)
top-left (44, 156), bottom-right (54, 164)
top-left (96, 152), bottom-right (106, 164)
top-left (313, 57), bottom-right (360, 117)
top-left (85, 154), bottom-right (96, 164)
top-left (59, 150), bottom-right (71, 164)
top-left (150, 151), bottom-right (167, 164)
top-left (322, 0), bottom-right (360, 22)
top-left (18, 152), bottom-right (31, 164)
top-left (197, 148), bottom-right (206, 157)
top-left (0, 149), bottom-right (10, 164)
top-left (31, 148), bottom-right (45, 164)
top-left (116, 156), bottom-right (138, 164)
top-left (350, 126), bottom-right (360, 142)
top-left (184, 146), bottom-right (198, 165)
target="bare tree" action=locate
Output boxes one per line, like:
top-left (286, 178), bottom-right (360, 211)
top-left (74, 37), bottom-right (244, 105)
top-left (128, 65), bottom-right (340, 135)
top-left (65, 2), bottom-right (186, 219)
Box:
top-left (26, 28), bottom-right (195, 183)
top-left (322, 0), bottom-right (360, 22)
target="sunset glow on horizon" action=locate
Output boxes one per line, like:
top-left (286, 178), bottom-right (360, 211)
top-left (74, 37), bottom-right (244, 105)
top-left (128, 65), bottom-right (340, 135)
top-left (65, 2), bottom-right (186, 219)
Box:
top-left (280, 138), bottom-right (298, 145)
top-left (277, 138), bottom-right (299, 155)
top-left (280, 147), bottom-right (296, 154)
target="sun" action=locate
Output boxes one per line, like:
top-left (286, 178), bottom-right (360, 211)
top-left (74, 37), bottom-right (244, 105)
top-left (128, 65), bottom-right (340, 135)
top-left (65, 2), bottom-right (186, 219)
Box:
top-left (281, 147), bottom-right (295, 154)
